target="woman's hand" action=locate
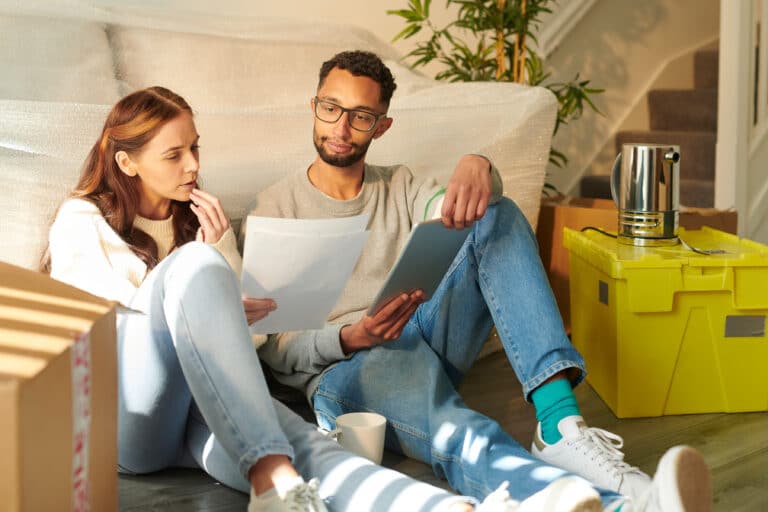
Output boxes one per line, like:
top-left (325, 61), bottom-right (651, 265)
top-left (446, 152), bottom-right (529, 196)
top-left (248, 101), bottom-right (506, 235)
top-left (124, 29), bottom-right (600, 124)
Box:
top-left (243, 296), bottom-right (277, 325)
top-left (190, 188), bottom-right (230, 243)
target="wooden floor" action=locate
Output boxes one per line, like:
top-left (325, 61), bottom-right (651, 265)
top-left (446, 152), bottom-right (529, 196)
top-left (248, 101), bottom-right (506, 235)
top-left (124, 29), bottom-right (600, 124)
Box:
top-left (119, 352), bottom-right (768, 511)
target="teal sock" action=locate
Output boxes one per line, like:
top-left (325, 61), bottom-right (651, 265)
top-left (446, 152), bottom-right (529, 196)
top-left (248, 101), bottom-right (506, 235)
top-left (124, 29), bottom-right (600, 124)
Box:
top-left (531, 378), bottom-right (581, 444)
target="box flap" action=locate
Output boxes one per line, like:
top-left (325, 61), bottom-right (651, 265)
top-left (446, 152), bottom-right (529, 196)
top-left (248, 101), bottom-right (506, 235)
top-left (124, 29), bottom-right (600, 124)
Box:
top-left (0, 261), bottom-right (111, 309)
top-left (0, 261), bottom-right (114, 381)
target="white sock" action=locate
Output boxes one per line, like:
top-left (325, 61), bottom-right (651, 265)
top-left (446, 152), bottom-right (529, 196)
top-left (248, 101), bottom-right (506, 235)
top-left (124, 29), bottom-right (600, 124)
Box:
top-left (252, 486), bottom-right (277, 500)
top-left (273, 476), bottom-right (305, 497)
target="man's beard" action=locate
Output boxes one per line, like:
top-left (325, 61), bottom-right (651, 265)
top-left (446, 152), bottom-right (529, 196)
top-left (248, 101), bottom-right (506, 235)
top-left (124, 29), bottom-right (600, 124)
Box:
top-left (313, 132), bottom-right (371, 168)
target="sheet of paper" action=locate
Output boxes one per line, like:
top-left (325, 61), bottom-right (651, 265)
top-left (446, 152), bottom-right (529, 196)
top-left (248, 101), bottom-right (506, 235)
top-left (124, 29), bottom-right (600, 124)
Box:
top-left (243, 214), bottom-right (369, 235)
top-left (241, 215), bottom-right (369, 334)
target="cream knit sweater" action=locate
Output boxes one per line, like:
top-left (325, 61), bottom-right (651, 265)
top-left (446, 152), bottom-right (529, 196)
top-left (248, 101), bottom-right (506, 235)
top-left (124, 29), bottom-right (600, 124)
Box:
top-left (49, 198), bottom-right (242, 310)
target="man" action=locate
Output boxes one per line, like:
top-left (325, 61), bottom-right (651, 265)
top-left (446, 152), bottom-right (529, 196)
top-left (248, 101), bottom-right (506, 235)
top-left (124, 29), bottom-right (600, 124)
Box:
top-left (247, 50), bottom-right (711, 511)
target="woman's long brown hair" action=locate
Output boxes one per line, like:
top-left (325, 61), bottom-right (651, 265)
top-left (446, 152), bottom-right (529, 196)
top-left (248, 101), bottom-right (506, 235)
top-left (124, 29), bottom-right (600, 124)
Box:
top-left (40, 86), bottom-right (200, 273)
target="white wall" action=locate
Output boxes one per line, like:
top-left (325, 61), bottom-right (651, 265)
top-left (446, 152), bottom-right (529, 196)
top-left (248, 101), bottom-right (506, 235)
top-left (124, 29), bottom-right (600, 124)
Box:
top-left (101, 0), bottom-right (459, 70)
top-left (543, 0), bottom-right (720, 193)
top-left (748, 135), bottom-right (768, 241)
top-left (77, 0), bottom-right (563, 77)
top-left (4, 0), bottom-right (724, 197)
top-left (250, 0), bottom-right (721, 195)
top-left (1, 0), bottom-right (461, 75)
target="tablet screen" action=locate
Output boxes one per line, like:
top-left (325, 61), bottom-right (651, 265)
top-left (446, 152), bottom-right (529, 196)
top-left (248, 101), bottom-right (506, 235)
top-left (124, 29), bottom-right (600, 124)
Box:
top-left (367, 219), bottom-right (471, 315)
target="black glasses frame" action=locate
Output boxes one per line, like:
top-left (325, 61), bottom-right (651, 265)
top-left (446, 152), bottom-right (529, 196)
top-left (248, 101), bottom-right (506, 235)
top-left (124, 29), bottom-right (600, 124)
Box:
top-left (313, 97), bottom-right (386, 133)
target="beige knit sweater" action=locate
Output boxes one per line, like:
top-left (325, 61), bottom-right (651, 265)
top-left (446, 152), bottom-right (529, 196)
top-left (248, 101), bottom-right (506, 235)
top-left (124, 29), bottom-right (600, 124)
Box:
top-left (249, 163), bottom-right (503, 399)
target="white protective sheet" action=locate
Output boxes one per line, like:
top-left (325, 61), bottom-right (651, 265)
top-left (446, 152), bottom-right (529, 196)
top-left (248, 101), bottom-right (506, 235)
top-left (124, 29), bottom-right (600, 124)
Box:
top-left (0, 2), bottom-right (556, 272)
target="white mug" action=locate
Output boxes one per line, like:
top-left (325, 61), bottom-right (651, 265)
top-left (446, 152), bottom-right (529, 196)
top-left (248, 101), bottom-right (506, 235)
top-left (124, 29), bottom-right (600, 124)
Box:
top-left (326, 412), bottom-right (387, 464)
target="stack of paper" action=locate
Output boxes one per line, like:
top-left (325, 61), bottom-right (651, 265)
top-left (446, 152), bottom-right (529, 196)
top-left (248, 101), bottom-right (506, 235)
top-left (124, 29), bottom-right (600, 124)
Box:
top-left (241, 214), bottom-right (369, 334)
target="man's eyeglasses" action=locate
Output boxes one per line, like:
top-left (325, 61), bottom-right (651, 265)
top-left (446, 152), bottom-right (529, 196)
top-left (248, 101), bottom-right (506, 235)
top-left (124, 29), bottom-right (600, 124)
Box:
top-left (313, 97), bottom-right (386, 133)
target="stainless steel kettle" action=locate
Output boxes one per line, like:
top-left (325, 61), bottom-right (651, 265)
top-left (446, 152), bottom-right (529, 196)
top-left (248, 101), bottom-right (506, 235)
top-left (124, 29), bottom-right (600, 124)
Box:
top-left (610, 143), bottom-right (681, 246)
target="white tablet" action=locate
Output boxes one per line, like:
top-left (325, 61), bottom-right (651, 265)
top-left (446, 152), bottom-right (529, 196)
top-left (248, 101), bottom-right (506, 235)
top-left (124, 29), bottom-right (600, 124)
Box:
top-left (367, 219), bottom-right (471, 315)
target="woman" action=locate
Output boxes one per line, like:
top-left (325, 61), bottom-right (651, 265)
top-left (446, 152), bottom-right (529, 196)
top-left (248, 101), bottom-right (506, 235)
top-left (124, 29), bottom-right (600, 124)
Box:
top-left (42, 86), bottom-right (585, 512)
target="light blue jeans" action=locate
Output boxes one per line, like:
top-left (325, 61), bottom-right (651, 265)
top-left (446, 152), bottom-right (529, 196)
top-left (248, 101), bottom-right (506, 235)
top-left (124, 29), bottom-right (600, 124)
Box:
top-left (117, 242), bottom-right (469, 511)
top-left (312, 198), bottom-right (622, 506)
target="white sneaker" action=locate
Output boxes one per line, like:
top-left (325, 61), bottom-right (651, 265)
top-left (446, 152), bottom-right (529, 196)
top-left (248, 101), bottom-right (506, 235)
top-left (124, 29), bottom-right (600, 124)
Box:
top-left (477, 477), bottom-right (601, 512)
top-left (626, 445), bottom-right (712, 512)
top-left (531, 416), bottom-right (652, 501)
top-left (248, 478), bottom-right (328, 512)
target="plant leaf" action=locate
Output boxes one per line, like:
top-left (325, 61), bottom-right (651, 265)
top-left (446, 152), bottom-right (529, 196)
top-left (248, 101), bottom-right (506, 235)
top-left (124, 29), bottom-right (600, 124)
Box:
top-left (390, 0), bottom-right (603, 186)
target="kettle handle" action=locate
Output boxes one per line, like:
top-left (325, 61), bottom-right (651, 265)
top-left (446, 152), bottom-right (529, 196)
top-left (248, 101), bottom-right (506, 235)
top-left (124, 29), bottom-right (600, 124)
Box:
top-left (610, 152), bottom-right (622, 206)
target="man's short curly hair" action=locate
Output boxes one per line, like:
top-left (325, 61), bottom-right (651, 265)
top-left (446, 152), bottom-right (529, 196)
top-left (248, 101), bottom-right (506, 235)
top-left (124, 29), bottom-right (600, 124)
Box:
top-left (317, 51), bottom-right (397, 107)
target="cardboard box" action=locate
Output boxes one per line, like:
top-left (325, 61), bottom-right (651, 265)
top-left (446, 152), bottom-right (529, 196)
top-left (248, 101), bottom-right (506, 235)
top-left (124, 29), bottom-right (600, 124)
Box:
top-left (0, 262), bottom-right (117, 512)
top-left (536, 197), bottom-right (738, 332)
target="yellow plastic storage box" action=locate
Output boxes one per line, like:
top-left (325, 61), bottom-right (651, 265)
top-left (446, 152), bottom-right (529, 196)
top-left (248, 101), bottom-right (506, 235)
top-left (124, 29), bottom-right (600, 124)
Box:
top-left (564, 226), bottom-right (768, 417)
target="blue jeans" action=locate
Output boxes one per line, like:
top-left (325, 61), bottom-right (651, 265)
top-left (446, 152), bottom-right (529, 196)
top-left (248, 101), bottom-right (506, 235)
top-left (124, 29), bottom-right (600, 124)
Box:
top-left (117, 243), bottom-right (467, 511)
top-left (313, 198), bottom-right (621, 505)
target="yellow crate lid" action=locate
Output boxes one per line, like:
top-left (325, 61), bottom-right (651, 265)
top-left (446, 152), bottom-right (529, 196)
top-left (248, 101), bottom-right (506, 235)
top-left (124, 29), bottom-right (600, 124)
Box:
top-left (563, 226), bottom-right (768, 277)
top-left (563, 227), bottom-right (768, 312)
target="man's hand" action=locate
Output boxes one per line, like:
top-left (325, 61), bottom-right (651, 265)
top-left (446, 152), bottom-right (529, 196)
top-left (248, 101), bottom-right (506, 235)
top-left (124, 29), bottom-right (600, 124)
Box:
top-left (243, 296), bottom-right (277, 325)
top-left (339, 290), bottom-right (425, 354)
top-left (190, 188), bottom-right (230, 243)
top-left (441, 154), bottom-right (492, 230)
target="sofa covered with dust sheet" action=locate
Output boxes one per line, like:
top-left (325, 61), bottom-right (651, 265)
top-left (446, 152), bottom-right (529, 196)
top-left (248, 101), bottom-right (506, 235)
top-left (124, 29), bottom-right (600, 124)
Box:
top-left (0, 3), bottom-right (556, 275)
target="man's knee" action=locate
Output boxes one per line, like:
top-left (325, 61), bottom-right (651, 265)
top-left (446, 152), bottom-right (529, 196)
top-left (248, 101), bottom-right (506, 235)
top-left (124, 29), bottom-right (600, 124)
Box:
top-left (485, 196), bottom-right (525, 222)
top-left (476, 196), bottom-right (532, 240)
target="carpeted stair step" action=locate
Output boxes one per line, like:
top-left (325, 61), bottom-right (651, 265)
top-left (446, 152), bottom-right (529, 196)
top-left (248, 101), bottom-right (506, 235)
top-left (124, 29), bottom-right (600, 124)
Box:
top-left (648, 88), bottom-right (718, 132)
top-left (694, 49), bottom-right (719, 89)
top-left (580, 45), bottom-right (719, 206)
top-left (579, 175), bottom-right (714, 208)
top-left (679, 178), bottom-right (715, 208)
top-left (615, 130), bottom-right (715, 181)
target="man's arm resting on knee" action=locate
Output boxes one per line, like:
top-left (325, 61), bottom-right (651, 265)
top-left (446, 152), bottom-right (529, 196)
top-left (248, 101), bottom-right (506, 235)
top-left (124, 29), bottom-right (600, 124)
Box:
top-left (421, 155), bottom-right (504, 226)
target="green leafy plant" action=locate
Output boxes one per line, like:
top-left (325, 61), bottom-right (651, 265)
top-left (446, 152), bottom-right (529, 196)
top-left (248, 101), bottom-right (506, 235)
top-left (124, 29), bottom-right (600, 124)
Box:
top-left (389, 0), bottom-right (603, 192)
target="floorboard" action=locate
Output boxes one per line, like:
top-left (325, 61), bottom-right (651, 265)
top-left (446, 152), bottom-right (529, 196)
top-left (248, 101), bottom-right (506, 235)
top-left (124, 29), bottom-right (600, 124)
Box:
top-left (119, 351), bottom-right (768, 511)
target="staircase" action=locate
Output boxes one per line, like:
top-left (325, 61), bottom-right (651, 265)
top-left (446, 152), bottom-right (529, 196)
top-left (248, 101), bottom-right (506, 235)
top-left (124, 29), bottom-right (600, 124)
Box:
top-left (580, 47), bottom-right (719, 208)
